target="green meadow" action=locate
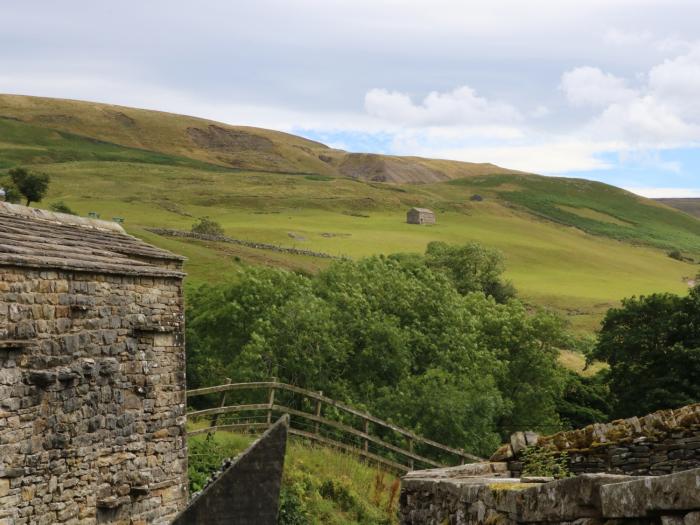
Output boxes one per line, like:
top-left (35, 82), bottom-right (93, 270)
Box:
top-left (1, 106), bottom-right (699, 336)
top-left (31, 159), bottom-right (697, 333)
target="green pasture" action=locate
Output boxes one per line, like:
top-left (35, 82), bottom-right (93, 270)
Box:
top-left (27, 159), bottom-right (697, 333)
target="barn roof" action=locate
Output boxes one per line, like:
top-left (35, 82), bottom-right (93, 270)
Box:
top-left (0, 202), bottom-right (185, 278)
top-left (409, 207), bottom-right (434, 214)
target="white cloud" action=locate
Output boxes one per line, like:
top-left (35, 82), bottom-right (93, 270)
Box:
top-left (648, 49), bottom-right (700, 119)
top-left (603, 28), bottom-right (654, 47)
top-left (560, 66), bottom-right (637, 107)
top-left (387, 136), bottom-right (617, 174)
top-left (587, 96), bottom-right (700, 145)
top-left (364, 86), bottom-right (521, 127)
top-left (530, 105), bottom-right (550, 118)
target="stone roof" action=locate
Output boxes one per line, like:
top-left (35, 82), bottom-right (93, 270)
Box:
top-left (0, 202), bottom-right (185, 278)
top-left (409, 207), bottom-right (434, 214)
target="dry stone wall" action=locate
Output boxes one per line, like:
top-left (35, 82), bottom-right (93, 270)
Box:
top-left (0, 267), bottom-right (188, 525)
top-left (495, 404), bottom-right (700, 478)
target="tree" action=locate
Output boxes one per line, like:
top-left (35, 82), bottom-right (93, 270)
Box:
top-left (0, 176), bottom-right (22, 203)
top-left (556, 370), bottom-right (611, 429)
top-left (592, 286), bottom-right (700, 418)
top-left (186, 243), bottom-right (571, 452)
top-left (424, 241), bottom-right (516, 302)
top-left (9, 167), bottom-right (50, 206)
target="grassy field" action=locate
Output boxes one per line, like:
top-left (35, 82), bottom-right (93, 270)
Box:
top-left (1, 97), bottom-right (699, 337)
top-left (34, 159), bottom-right (697, 333)
top-left (187, 426), bottom-right (400, 524)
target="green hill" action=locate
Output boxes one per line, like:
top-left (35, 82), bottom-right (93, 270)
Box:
top-left (1, 94), bottom-right (699, 335)
top-left (655, 198), bottom-right (700, 218)
top-left (0, 94), bottom-right (520, 183)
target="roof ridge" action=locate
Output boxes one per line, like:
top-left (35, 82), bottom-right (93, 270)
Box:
top-left (0, 201), bottom-right (125, 233)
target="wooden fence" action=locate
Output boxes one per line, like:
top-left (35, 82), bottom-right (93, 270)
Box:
top-left (186, 380), bottom-right (483, 473)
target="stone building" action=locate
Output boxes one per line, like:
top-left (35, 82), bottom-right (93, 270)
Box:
top-left (0, 202), bottom-right (188, 524)
top-left (406, 207), bottom-right (436, 225)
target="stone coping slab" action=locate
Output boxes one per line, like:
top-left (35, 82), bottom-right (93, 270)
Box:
top-left (600, 468), bottom-right (700, 517)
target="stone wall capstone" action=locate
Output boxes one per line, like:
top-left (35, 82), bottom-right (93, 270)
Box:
top-left (399, 466), bottom-right (700, 524)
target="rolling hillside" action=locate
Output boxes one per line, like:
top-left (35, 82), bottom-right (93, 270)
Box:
top-left (1, 93), bottom-right (699, 337)
top-left (0, 94), bottom-right (520, 184)
top-left (655, 198), bottom-right (700, 218)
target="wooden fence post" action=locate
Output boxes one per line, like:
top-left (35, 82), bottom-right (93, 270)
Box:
top-left (363, 418), bottom-right (369, 454)
top-left (209, 377), bottom-right (231, 434)
top-left (314, 391), bottom-right (323, 436)
top-left (267, 378), bottom-right (276, 426)
top-left (408, 438), bottom-right (415, 470)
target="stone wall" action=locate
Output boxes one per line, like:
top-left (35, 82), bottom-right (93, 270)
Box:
top-left (494, 404), bottom-right (700, 478)
top-left (399, 465), bottom-right (700, 524)
top-left (0, 267), bottom-right (188, 524)
top-left (146, 228), bottom-right (342, 260)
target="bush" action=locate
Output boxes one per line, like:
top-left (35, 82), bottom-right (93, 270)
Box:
top-left (49, 201), bottom-right (77, 215)
top-left (278, 485), bottom-right (310, 525)
top-left (521, 446), bottom-right (571, 478)
top-left (668, 249), bottom-right (684, 261)
top-left (186, 436), bottom-right (236, 493)
top-left (192, 217), bottom-right (225, 237)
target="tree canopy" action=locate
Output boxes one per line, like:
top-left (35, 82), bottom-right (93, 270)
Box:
top-left (592, 285), bottom-right (700, 418)
top-left (186, 243), bottom-right (568, 455)
top-left (8, 167), bottom-right (50, 206)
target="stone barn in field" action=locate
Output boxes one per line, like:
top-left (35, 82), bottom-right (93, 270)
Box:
top-left (0, 202), bottom-right (188, 524)
top-left (406, 207), bottom-right (436, 225)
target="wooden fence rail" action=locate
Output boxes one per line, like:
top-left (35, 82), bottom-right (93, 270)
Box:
top-left (187, 380), bottom-right (483, 473)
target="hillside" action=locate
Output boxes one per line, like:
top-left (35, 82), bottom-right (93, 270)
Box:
top-left (1, 94), bottom-right (699, 335)
top-left (0, 94), bottom-right (520, 184)
top-left (655, 198), bottom-right (700, 218)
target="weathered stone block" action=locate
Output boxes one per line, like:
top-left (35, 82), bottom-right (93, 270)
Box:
top-left (600, 468), bottom-right (700, 517)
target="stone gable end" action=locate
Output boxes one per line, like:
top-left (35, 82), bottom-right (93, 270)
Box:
top-left (0, 202), bottom-right (188, 525)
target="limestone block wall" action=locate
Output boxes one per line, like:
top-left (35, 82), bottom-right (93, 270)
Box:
top-left (0, 267), bottom-right (188, 525)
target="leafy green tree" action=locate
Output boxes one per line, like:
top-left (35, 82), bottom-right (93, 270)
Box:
top-left (374, 369), bottom-right (504, 457)
top-left (477, 299), bottom-right (566, 435)
top-left (424, 241), bottom-right (516, 302)
top-left (556, 370), bottom-right (611, 429)
top-left (592, 286), bottom-right (700, 417)
top-left (0, 178), bottom-right (22, 203)
top-left (186, 243), bottom-right (569, 451)
top-left (9, 167), bottom-right (50, 206)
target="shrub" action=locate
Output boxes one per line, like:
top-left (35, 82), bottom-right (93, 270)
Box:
top-left (278, 485), bottom-right (310, 525)
top-left (521, 446), bottom-right (571, 478)
top-left (192, 216), bottom-right (225, 237)
top-left (187, 437), bottom-right (229, 493)
top-left (49, 201), bottom-right (77, 215)
top-left (668, 249), bottom-right (684, 261)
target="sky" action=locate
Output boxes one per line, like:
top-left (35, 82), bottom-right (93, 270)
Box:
top-left (2, 1), bottom-right (700, 197)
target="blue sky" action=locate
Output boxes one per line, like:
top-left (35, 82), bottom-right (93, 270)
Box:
top-left (2, 1), bottom-right (700, 197)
